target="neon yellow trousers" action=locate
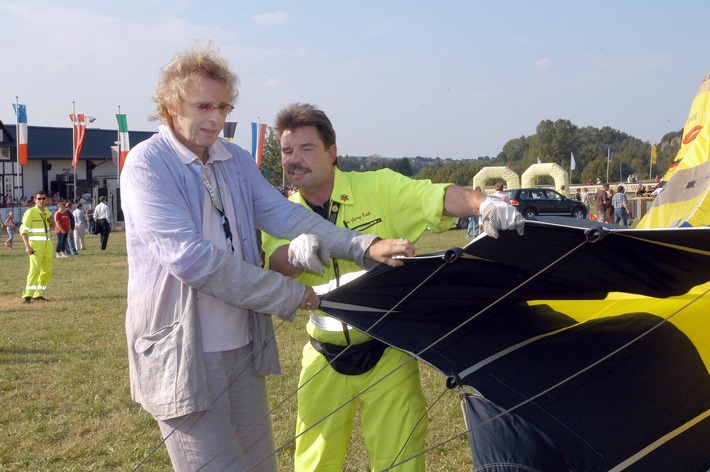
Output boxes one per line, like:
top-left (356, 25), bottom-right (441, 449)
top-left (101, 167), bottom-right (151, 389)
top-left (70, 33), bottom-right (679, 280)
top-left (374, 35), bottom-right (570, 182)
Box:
top-left (294, 344), bottom-right (428, 472)
top-left (22, 240), bottom-right (53, 299)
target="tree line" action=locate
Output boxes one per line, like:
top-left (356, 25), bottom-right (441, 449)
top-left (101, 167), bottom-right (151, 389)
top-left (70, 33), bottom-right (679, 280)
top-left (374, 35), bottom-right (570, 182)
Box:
top-left (258, 119), bottom-right (682, 188)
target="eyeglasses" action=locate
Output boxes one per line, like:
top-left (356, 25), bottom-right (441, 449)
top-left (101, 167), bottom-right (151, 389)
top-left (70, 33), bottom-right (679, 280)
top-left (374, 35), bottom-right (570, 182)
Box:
top-left (186, 102), bottom-right (235, 114)
top-left (35, 197), bottom-right (47, 200)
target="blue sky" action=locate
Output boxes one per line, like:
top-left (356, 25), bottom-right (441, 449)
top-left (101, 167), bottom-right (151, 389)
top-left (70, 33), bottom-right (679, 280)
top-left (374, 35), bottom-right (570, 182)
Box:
top-left (2, 0), bottom-right (709, 159)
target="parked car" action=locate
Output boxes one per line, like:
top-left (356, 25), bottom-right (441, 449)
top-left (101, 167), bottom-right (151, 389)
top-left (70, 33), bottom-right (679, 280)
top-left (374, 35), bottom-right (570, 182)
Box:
top-left (454, 217), bottom-right (469, 229)
top-left (503, 188), bottom-right (587, 219)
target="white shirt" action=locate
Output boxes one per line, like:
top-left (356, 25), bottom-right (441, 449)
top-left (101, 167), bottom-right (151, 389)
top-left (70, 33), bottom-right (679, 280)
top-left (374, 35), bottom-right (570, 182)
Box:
top-left (160, 125), bottom-right (250, 352)
top-left (94, 202), bottom-right (112, 223)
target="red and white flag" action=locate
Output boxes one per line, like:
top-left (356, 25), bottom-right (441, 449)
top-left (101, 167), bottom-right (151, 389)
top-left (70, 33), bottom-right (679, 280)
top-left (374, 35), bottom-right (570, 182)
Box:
top-left (69, 113), bottom-right (86, 168)
top-left (12, 103), bottom-right (28, 165)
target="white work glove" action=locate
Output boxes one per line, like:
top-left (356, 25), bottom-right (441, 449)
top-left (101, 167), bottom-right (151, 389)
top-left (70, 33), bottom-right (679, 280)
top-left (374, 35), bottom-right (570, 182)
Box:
top-left (288, 234), bottom-right (331, 274)
top-left (479, 198), bottom-right (525, 239)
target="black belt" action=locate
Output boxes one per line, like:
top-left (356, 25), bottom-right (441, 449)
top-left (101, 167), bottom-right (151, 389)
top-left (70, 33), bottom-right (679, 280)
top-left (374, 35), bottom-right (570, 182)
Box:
top-left (310, 337), bottom-right (388, 376)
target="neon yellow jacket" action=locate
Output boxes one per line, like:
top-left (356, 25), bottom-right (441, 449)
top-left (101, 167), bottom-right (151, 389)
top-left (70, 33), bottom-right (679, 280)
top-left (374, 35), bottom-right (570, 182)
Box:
top-left (262, 167), bottom-right (454, 344)
top-left (20, 206), bottom-right (53, 243)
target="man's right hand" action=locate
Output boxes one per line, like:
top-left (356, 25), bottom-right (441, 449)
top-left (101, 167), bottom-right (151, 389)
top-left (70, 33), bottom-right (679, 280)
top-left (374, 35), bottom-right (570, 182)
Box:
top-left (299, 286), bottom-right (320, 311)
top-left (364, 238), bottom-right (416, 267)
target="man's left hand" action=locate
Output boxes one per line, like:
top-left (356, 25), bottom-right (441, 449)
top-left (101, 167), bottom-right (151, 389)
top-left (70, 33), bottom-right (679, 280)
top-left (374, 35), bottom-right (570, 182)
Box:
top-left (288, 234), bottom-right (331, 274)
top-left (480, 198), bottom-right (525, 239)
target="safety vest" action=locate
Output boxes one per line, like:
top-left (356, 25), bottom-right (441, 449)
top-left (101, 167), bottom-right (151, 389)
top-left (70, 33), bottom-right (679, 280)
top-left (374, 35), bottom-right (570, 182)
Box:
top-left (21, 207), bottom-right (52, 242)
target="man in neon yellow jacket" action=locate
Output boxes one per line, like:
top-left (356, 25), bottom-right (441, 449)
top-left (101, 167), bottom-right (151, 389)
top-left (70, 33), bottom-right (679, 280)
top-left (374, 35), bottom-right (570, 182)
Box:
top-left (262, 103), bottom-right (524, 471)
top-left (20, 191), bottom-right (54, 303)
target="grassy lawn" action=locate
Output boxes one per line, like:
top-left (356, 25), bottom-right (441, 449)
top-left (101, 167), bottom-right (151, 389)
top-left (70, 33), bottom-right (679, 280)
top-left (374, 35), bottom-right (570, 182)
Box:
top-left (0, 227), bottom-right (477, 471)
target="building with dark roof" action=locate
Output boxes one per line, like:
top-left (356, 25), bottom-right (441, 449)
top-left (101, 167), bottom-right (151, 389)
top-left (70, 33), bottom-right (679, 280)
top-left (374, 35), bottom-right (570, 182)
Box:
top-left (0, 121), bottom-right (155, 217)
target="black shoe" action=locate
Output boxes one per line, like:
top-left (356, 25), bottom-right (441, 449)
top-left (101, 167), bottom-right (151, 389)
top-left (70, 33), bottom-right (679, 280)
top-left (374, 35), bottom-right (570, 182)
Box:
top-left (22, 297), bottom-right (31, 304)
top-left (34, 296), bottom-right (49, 302)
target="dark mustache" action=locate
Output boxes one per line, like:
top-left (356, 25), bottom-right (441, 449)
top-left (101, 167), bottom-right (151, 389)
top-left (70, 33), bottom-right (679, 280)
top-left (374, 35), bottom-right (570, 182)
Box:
top-left (287, 164), bottom-right (311, 173)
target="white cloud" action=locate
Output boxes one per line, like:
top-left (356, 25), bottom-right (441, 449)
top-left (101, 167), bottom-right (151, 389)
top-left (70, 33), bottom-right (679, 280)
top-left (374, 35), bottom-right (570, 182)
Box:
top-left (264, 77), bottom-right (284, 87)
top-left (252, 10), bottom-right (288, 25)
top-left (534, 58), bottom-right (554, 70)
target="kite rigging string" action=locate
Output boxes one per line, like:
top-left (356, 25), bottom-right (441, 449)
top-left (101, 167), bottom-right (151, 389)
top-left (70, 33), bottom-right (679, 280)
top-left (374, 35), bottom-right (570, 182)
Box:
top-left (131, 316), bottom-right (291, 471)
top-left (134, 230), bottom-right (591, 470)
top-left (208, 233), bottom-right (593, 471)
top-left (246, 236), bottom-right (596, 471)
top-left (137, 226), bottom-right (705, 471)
top-left (382, 263), bottom-right (710, 470)
top-left (381, 284), bottom-right (710, 471)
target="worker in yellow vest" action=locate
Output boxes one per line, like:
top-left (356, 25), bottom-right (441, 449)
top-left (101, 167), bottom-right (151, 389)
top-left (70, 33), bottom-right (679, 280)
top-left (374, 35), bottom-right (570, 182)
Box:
top-left (20, 190), bottom-right (54, 303)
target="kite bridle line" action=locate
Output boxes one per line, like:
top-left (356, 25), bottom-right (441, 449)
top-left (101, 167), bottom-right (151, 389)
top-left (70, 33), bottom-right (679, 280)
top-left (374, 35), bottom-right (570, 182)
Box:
top-left (244, 255), bottom-right (458, 471)
top-left (131, 316), bottom-right (290, 471)
top-left (383, 284), bottom-right (710, 471)
top-left (252, 233), bottom-right (598, 471)
top-left (137, 226), bottom-right (628, 471)
top-left (134, 253), bottom-right (456, 472)
top-left (381, 261), bottom-right (710, 470)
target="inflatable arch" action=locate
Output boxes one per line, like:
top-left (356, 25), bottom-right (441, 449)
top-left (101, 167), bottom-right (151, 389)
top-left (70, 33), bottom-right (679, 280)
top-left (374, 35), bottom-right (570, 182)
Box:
top-left (472, 166), bottom-right (520, 191)
top-left (521, 163), bottom-right (569, 191)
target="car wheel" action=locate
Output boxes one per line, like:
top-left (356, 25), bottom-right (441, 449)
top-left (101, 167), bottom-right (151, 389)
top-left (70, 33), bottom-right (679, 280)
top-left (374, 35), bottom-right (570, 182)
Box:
top-left (572, 208), bottom-right (586, 219)
top-left (522, 208), bottom-right (537, 219)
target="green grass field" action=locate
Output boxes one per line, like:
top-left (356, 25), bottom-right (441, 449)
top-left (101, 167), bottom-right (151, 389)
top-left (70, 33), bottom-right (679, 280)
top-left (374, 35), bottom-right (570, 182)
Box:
top-left (0, 228), bottom-right (477, 471)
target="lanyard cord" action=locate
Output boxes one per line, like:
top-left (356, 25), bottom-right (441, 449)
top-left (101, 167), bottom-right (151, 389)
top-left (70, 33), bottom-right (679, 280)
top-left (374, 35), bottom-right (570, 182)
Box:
top-left (326, 201), bottom-right (352, 345)
top-left (40, 209), bottom-right (49, 234)
top-left (201, 163), bottom-right (234, 253)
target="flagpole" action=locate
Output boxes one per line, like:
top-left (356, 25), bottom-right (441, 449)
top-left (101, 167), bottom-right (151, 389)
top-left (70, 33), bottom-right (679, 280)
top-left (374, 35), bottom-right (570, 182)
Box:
top-left (116, 106), bottom-right (121, 230)
top-left (14, 96), bottom-right (21, 214)
top-left (257, 116), bottom-right (261, 166)
top-left (649, 144), bottom-right (652, 181)
top-left (117, 106), bottom-right (121, 187)
top-left (72, 101), bottom-right (77, 203)
top-left (606, 147), bottom-right (610, 183)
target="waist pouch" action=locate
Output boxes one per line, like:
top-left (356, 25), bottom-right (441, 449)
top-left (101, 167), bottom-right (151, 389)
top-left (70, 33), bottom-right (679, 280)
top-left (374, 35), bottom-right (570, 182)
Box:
top-left (310, 337), bottom-right (388, 376)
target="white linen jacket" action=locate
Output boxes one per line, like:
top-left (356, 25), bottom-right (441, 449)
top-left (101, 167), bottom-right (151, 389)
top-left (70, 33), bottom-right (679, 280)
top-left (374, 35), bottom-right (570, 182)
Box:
top-left (121, 126), bottom-right (374, 420)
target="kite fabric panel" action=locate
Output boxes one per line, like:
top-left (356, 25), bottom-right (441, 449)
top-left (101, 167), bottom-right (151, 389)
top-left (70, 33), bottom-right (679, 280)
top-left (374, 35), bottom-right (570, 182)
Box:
top-left (319, 217), bottom-right (710, 471)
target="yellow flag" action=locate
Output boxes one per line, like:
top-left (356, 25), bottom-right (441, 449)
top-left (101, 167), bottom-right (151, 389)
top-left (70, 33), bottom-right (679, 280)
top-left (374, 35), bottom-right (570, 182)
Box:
top-left (651, 144), bottom-right (658, 164)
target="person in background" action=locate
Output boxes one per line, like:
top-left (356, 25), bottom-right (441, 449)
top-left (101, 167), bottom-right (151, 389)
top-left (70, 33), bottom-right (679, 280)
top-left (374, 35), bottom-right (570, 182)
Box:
top-left (4, 211), bottom-right (16, 249)
top-left (86, 204), bottom-right (95, 235)
top-left (73, 203), bottom-right (88, 251)
top-left (64, 201), bottom-right (79, 256)
top-left (612, 184), bottom-right (632, 227)
top-left (54, 202), bottom-right (71, 258)
top-left (262, 103), bottom-right (524, 472)
top-left (580, 187), bottom-right (591, 214)
top-left (120, 44), bottom-right (411, 472)
top-left (595, 183), bottom-right (610, 222)
top-left (93, 196), bottom-right (112, 250)
top-left (490, 181), bottom-right (511, 203)
top-left (467, 185), bottom-right (485, 238)
top-left (20, 191), bottom-right (54, 303)
top-left (605, 187), bottom-right (615, 224)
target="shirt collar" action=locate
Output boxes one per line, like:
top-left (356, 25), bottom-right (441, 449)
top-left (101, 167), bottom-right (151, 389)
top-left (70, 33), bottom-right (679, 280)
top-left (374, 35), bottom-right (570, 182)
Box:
top-left (159, 123), bottom-right (231, 166)
top-left (292, 167), bottom-right (355, 208)
top-left (329, 168), bottom-right (355, 205)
